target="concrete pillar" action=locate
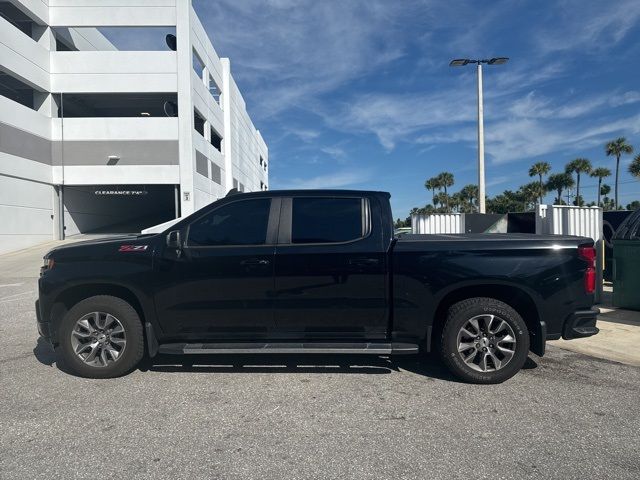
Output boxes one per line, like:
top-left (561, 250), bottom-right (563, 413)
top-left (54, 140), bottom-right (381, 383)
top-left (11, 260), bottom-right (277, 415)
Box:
top-left (174, 185), bottom-right (180, 219)
top-left (221, 58), bottom-right (233, 193)
top-left (176, 0), bottom-right (195, 216)
top-left (53, 185), bottom-right (65, 240)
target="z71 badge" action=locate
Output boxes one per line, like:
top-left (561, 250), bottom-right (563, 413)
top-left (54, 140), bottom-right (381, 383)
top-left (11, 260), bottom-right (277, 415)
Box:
top-left (118, 245), bottom-right (149, 252)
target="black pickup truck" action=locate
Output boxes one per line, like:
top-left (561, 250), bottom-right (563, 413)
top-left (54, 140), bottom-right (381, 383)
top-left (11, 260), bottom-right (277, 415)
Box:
top-left (37, 189), bottom-right (599, 383)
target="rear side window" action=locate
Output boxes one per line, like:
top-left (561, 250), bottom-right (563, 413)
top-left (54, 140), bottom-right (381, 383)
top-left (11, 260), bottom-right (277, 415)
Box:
top-left (188, 199), bottom-right (271, 246)
top-left (291, 197), bottom-right (364, 244)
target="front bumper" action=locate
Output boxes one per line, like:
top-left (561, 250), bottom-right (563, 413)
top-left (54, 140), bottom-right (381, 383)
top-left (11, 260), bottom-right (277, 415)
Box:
top-left (35, 299), bottom-right (52, 341)
top-left (562, 308), bottom-right (600, 340)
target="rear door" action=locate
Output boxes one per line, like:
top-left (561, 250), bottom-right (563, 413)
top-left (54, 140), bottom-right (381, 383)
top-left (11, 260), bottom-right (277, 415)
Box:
top-left (272, 195), bottom-right (388, 339)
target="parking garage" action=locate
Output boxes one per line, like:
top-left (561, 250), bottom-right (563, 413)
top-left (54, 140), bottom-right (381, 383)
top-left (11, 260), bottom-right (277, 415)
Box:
top-left (62, 184), bottom-right (178, 236)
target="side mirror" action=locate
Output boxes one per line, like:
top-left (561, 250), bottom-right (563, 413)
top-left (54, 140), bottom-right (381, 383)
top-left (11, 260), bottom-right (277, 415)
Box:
top-left (166, 230), bottom-right (182, 249)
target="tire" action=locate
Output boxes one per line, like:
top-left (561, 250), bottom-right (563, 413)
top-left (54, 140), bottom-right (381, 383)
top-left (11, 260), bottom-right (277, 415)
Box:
top-left (440, 297), bottom-right (529, 384)
top-left (57, 295), bottom-right (144, 378)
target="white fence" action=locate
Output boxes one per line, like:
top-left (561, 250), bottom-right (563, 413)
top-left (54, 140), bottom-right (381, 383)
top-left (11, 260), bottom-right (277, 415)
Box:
top-left (411, 213), bottom-right (463, 234)
top-left (535, 205), bottom-right (602, 242)
top-left (536, 204), bottom-right (604, 302)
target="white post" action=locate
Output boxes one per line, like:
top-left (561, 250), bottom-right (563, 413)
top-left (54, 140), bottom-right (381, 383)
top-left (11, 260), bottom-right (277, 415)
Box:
top-left (477, 63), bottom-right (486, 214)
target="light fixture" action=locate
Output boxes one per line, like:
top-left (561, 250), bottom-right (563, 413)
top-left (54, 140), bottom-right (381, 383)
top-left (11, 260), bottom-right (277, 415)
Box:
top-left (449, 58), bottom-right (471, 67)
top-left (140, 112), bottom-right (150, 116)
top-left (488, 57), bottom-right (509, 65)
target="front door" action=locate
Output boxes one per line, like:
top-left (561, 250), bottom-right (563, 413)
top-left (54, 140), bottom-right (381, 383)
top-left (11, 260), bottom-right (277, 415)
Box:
top-left (273, 196), bottom-right (388, 340)
top-left (154, 197), bottom-right (278, 339)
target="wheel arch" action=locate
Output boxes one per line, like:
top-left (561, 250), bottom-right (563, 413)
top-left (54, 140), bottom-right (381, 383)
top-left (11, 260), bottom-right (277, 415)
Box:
top-left (429, 283), bottom-right (545, 356)
top-left (49, 283), bottom-right (150, 346)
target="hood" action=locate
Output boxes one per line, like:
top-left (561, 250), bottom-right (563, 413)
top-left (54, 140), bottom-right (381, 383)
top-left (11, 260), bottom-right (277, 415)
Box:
top-left (45, 234), bottom-right (155, 257)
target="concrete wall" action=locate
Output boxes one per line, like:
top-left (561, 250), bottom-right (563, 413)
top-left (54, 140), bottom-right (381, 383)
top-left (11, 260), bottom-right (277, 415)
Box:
top-left (0, 175), bottom-right (54, 254)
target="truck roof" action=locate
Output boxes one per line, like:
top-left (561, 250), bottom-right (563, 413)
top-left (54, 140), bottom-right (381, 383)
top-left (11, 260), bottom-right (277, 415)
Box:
top-left (229, 189), bottom-right (391, 198)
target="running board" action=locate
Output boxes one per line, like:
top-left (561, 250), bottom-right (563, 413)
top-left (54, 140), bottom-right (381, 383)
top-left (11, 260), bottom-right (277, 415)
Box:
top-left (158, 342), bottom-right (418, 355)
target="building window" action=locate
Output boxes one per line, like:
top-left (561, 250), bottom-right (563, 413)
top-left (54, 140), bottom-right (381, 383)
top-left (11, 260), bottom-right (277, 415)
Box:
top-left (53, 93), bottom-right (177, 117)
top-left (194, 109), bottom-right (205, 136)
top-left (0, 70), bottom-right (38, 110)
top-left (208, 75), bottom-right (221, 106)
top-left (195, 150), bottom-right (208, 178)
top-left (0, 3), bottom-right (35, 38)
top-left (211, 162), bottom-right (222, 185)
top-left (52, 26), bottom-right (176, 51)
top-left (192, 49), bottom-right (205, 79)
top-left (210, 127), bottom-right (222, 153)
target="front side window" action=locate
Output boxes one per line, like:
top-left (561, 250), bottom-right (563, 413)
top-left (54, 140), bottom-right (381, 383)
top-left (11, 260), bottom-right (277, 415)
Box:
top-left (188, 199), bottom-right (271, 246)
top-left (291, 198), bottom-right (364, 244)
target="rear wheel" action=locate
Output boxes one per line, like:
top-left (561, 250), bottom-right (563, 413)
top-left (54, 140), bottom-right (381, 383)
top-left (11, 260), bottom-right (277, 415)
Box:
top-left (440, 297), bottom-right (529, 384)
top-left (58, 295), bottom-right (144, 378)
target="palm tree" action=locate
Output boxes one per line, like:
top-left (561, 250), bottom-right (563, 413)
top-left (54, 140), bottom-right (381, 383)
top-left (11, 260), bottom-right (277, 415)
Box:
top-left (437, 172), bottom-right (455, 212)
top-left (450, 192), bottom-right (463, 213)
top-left (522, 182), bottom-right (545, 211)
top-left (460, 184), bottom-right (478, 212)
top-left (565, 158), bottom-right (592, 205)
top-left (605, 137), bottom-right (634, 209)
top-left (528, 161), bottom-right (551, 204)
top-left (434, 192), bottom-right (449, 212)
top-left (424, 177), bottom-right (438, 206)
top-left (590, 167), bottom-right (611, 207)
top-left (546, 173), bottom-right (574, 205)
top-left (630, 154), bottom-right (640, 179)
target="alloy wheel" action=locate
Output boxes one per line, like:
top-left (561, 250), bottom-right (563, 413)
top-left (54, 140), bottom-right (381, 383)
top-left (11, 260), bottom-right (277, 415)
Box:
top-left (456, 314), bottom-right (516, 372)
top-left (70, 312), bottom-right (127, 367)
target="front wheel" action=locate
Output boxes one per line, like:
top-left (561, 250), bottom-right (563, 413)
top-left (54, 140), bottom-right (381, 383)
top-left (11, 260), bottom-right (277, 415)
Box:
top-left (440, 297), bottom-right (529, 384)
top-left (57, 295), bottom-right (144, 378)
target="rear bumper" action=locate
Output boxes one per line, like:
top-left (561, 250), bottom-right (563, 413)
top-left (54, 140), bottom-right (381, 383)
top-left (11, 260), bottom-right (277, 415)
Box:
top-left (562, 308), bottom-right (600, 340)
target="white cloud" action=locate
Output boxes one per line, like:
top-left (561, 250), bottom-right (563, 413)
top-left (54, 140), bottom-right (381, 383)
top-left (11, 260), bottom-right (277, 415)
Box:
top-left (535, 0), bottom-right (640, 55)
top-left (195, 0), bottom-right (420, 119)
top-left (286, 128), bottom-right (320, 142)
top-left (320, 146), bottom-right (347, 160)
top-left (274, 169), bottom-right (373, 189)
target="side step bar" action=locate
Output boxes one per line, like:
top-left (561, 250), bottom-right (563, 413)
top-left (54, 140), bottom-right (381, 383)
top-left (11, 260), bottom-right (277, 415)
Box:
top-left (158, 342), bottom-right (419, 355)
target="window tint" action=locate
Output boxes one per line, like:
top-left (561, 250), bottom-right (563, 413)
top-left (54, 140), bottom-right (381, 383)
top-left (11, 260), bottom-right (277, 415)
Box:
top-left (292, 198), bottom-right (363, 244)
top-left (188, 199), bottom-right (271, 246)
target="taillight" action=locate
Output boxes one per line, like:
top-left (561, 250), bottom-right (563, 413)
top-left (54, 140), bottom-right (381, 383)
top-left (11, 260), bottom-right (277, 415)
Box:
top-left (578, 245), bottom-right (596, 294)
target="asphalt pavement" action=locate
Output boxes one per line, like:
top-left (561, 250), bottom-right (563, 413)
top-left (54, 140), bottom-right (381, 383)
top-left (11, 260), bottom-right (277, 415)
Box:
top-left (1, 274), bottom-right (639, 480)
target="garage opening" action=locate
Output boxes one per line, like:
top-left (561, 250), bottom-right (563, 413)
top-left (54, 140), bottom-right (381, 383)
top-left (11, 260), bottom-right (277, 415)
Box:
top-left (63, 185), bottom-right (177, 236)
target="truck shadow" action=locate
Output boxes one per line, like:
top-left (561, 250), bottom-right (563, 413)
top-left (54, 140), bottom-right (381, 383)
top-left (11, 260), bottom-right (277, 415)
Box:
top-left (34, 339), bottom-right (538, 382)
top-left (145, 353), bottom-right (464, 382)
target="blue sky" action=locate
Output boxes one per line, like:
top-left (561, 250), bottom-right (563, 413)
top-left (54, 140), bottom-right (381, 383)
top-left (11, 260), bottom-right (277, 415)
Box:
top-left (192, 0), bottom-right (640, 218)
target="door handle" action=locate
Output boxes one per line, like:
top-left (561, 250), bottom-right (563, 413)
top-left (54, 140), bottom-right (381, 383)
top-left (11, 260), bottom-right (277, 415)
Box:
top-left (349, 258), bottom-right (380, 266)
top-left (240, 259), bottom-right (270, 266)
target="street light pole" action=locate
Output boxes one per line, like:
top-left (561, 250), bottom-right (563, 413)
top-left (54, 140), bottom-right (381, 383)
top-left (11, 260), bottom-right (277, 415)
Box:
top-left (476, 62), bottom-right (486, 214)
top-left (449, 57), bottom-right (509, 214)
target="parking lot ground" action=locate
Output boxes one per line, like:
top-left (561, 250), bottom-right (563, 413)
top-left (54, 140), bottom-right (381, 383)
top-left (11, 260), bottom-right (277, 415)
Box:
top-left (1, 274), bottom-right (640, 479)
top-left (550, 286), bottom-right (640, 367)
